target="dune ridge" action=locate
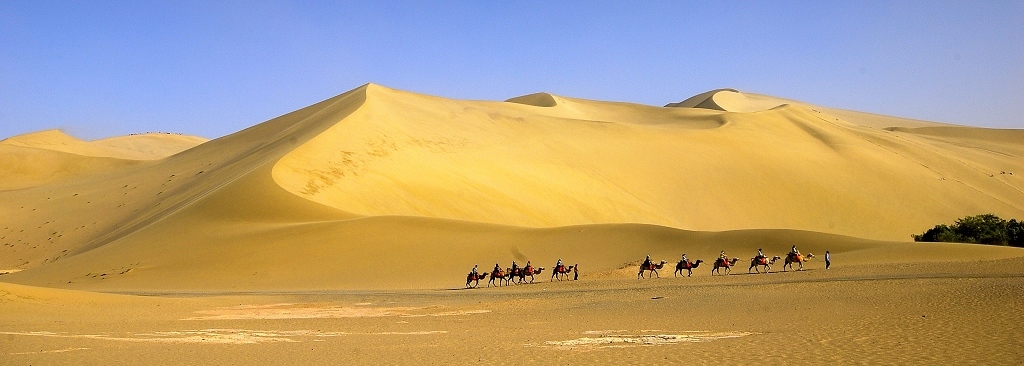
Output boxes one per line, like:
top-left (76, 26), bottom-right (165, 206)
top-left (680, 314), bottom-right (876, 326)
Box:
top-left (0, 83), bottom-right (1022, 292)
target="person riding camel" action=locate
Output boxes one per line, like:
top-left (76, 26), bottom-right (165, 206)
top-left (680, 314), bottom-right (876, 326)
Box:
top-left (641, 255), bottom-right (652, 270)
top-left (680, 253), bottom-right (689, 266)
top-left (556, 258), bottom-right (564, 272)
top-left (470, 264), bottom-right (479, 276)
top-left (525, 261), bottom-right (532, 273)
top-left (719, 250), bottom-right (729, 265)
top-left (493, 263), bottom-right (501, 274)
top-left (756, 248), bottom-right (765, 264)
top-left (511, 260), bottom-right (519, 274)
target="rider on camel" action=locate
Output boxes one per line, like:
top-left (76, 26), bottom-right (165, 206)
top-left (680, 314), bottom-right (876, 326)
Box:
top-left (470, 264), bottom-right (478, 276)
top-left (641, 255), bottom-right (652, 269)
top-left (493, 262), bottom-right (501, 274)
top-left (555, 258), bottom-right (564, 272)
top-left (511, 260), bottom-right (519, 274)
top-left (525, 261), bottom-right (532, 273)
top-left (790, 245), bottom-right (800, 256)
top-left (680, 253), bottom-right (689, 265)
top-left (719, 250), bottom-right (729, 265)
top-left (756, 248), bottom-right (765, 264)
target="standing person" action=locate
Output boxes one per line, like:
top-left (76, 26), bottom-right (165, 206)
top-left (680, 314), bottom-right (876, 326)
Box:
top-left (573, 264), bottom-right (579, 280)
top-left (825, 251), bottom-right (831, 269)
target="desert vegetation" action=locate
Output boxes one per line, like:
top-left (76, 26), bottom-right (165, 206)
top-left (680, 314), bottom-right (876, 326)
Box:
top-left (913, 214), bottom-right (1024, 247)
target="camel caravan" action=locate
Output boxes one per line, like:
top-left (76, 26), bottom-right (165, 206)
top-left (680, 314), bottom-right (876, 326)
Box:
top-left (465, 259), bottom-right (578, 288)
top-left (467, 246), bottom-right (821, 287)
top-left (639, 246), bottom-right (818, 279)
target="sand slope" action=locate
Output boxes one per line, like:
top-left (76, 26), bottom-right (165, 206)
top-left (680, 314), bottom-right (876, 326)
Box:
top-left (1, 84), bottom-right (1022, 292)
top-left (273, 85), bottom-right (1023, 238)
top-left (1, 129), bottom-right (208, 160)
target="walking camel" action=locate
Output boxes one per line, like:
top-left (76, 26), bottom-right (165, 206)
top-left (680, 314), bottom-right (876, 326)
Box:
top-left (638, 260), bottom-right (668, 279)
top-left (465, 272), bottom-right (488, 288)
top-left (748, 255), bottom-right (781, 274)
top-left (551, 264), bottom-right (576, 281)
top-left (782, 253), bottom-right (814, 271)
top-left (712, 257), bottom-right (740, 275)
top-left (674, 259), bottom-right (703, 277)
top-left (487, 268), bottom-right (509, 287)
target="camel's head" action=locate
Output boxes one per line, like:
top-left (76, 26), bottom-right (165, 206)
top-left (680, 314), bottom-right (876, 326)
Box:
top-left (696, 259), bottom-right (703, 263)
top-left (806, 253), bottom-right (815, 258)
top-left (659, 260), bottom-right (667, 264)
top-left (772, 256), bottom-right (781, 260)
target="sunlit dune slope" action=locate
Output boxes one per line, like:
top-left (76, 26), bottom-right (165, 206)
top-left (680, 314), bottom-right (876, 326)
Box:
top-left (668, 89), bottom-right (952, 129)
top-left (273, 85), bottom-right (1024, 240)
top-left (1, 84), bottom-right (1022, 291)
top-left (0, 86), bottom-right (366, 270)
top-left (0, 144), bottom-right (142, 190)
top-left (0, 130), bottom-right (207, 190)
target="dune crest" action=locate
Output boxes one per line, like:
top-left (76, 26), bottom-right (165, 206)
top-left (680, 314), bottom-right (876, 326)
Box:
top-left (271, 85), bottom-right (1024, 240)
top-left (0, 83), bottom-right (1022, 292)
top-left (1, 129), bottom-right (208, 160)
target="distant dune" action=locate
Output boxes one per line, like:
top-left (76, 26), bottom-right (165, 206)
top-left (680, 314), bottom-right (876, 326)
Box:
top-left (0, 84), bottom-right (1022, 291)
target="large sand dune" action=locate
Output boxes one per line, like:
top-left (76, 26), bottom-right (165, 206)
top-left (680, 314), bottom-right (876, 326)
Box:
top-left (0, 83), bottom-right (1021, 291)
top-left (2, 84), bottom-right (1023, 364)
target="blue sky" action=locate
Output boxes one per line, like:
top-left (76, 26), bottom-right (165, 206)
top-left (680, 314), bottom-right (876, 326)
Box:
top-left (1, 1), bottom-right (1022, 140)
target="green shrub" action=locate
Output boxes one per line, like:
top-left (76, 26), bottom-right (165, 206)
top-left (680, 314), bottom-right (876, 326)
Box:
top-left (913, 214), bottom-right (1023, 248)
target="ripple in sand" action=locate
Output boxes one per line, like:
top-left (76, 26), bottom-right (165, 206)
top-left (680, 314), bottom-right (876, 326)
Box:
top-left (0, 329), bottom-right (447, 345)
top-left (540, 331), bottom-right (754, 350)
top-left (184, 303), bottom-right (490, 320)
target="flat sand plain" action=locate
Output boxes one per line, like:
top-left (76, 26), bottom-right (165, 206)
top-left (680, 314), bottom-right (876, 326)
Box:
top-left (2, 85), bottom-right (1023, 364)
top-left (3, 256), bottom-right (1023, 365)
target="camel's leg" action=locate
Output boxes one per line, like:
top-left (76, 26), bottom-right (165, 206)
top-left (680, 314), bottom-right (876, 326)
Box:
top-left (653, 269), bottom-right (659, 278)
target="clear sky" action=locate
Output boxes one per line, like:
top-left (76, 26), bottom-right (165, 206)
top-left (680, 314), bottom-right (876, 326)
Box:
top-left (1, 1), bottom-right (1022, 140)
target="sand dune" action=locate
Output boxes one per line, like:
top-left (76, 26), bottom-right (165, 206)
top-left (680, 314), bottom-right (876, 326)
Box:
top-left (2, 83), bottom-right (1022, 364)
top-left (1, 129), bottom-right (207, 160)
top-left (0, 83), bottom-right (1021, 292)
top-left (667, 88), bottom-right (952, 129)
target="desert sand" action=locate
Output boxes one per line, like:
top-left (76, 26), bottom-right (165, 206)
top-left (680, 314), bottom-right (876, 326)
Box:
top-left (1, 85), bottom-right (1022, 364)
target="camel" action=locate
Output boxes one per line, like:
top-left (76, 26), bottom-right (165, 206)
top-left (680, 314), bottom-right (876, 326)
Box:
top-left (487, 269), bottom-right (508, 287)
top-left (507, 267), bottom-right (523, 285)
top-left (551, 264), bottom-right (576, 281)
top-left (638, 260), bottom-right (668, 279)
top-left (674, 259), bottom-right (703, 277)
top-left (512, 264), bottom-right (544, 282)
top-left (465, 272), bottom-right (488, 288)
top-left (748, 255), bottom-right (781, 274)
top-left (782, 252), bottom-right (814, 271)
top-left (712, 257), bottom-right (739, 275)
